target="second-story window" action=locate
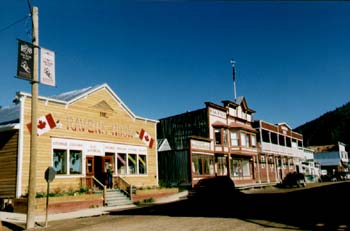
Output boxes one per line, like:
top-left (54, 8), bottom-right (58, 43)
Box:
top-left (215, 128), bottom-right (222, 144)
top-left (230, 131), bottom-right (238, 146)
top-left (240, 132), bottom-right (246, 147)
top-left (251, 135), bottom-right (256, 147)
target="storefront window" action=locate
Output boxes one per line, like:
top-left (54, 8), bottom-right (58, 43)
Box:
top-left (53, 149), bottom-right (67, 175)
top-left (117, 153), bottom-right (127, 175)
top-left (69, 150), bottom-right (82, 174)
top-left (242, 160), bottom-right (250, 177)
top-left (138, 155), bottom-right (147, 175)
top-left (231, 159), bottom-right (240, 177)
top-left (231, 158), bottom-right (250, 177)
top-left (128, 154), bottom-right (137, 175)
top-left (192, 154), bottom-right (215, 176)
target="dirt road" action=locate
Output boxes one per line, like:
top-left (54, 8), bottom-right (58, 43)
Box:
top-left (3, 181), bottom-right (350, 231)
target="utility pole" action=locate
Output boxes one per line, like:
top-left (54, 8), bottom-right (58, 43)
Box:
top-left (26, 6), bottom-right (39, 230)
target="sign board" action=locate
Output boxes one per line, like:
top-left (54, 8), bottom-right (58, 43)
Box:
top-left (45, 166), bottom-right (56, 183)
top-left (17, 39), bottom-right (34, 81)
top-left (40, 48), bottom-right (55, 86)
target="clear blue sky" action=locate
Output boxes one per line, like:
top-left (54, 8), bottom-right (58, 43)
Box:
top-left (1, 1), bottom-right (350, 128)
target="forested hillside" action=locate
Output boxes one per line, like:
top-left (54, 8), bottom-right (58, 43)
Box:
top-left (294, 102), bottom-right (350, 147)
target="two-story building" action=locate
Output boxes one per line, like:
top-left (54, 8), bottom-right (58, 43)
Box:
top-left (157, 96), bottom-right (259, 187)
top-left (253, 121), bottom-right (304, 183)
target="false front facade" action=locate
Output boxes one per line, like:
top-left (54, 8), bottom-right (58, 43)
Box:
top-left (157, 97), bottom-right (259, 187)
top-left (0, 84), bottom-right (158, 200)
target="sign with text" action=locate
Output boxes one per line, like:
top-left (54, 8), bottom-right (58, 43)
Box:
top-left (17, 39), bottom-right (34, 81)
top-left (40, 48), bottom-right (55, 86)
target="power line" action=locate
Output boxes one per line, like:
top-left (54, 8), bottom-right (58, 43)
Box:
top-left (0, 15), bottom-right (31, 34)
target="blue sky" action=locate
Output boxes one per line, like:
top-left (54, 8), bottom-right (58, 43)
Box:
top-left (1, 1), bottom-right (350, 128)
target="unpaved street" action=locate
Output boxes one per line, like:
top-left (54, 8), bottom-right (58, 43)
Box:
top-left (3, 182), bottom-right (350, 231)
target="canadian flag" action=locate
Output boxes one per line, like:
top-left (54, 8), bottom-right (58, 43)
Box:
top-left (139, 128), bottom-right (154, 148)
top-left (27, 113), bottom-right (57, 136)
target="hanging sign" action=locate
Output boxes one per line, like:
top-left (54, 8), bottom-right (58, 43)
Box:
top-left (17, 39), bottom-right (34, 81)
top-left (40, 48), bottom-right (55, 86)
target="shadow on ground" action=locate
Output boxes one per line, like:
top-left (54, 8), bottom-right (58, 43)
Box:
top-left (111, 181), bottom-right (350, 231)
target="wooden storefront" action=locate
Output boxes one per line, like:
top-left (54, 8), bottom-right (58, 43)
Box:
top-left (0, 83), bottom-right (158, 199)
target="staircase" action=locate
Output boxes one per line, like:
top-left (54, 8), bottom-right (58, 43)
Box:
top-left (105, 189), bottom-right (133, 207)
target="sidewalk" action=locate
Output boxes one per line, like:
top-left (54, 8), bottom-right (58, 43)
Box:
top-left (0, 190), bottom-right (188, 227)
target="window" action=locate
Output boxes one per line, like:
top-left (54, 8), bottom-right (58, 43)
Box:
top-left (240, 132), bottom-right (246, 146)
top-left (271, 132), bottom-right (278, 144)
top-left (215, 128), bottom-right (222, 144)
top-left (230, 159), bottom-right (250, 177)
top-left (138, 155), bottom-right (147, 175)
top-left (117, 153), bottom-right (146, 175)
top-left (286, 137), bottom-right (292, 147)
top-left (69, 150), bottom-right (82, 174)
top-left (231, 159), bottom-right (240, 177)
top-left (230, 131), bottom-right (238, 146)
top-left (251, 135), bottom-right (256, 147)
top-left (128, 154), bottom-right (137, 175)
top-left (192, 154), bottom-right (215, 176)
top-left (262, 130), bottom-right (270, 143)
top-left (279, 135), bottom-right (285, 146)
top-left (242, 160), bottom-right (250, 177)
top-left (117, 153), bottom-right (127, 175)
top-left (53, 149), bottom-right (67, 174)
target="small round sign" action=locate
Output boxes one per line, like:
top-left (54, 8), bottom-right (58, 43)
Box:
top-left (45, 167), bottom-right (56, 183)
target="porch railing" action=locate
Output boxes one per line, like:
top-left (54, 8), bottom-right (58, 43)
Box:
top-left (114, 176), bottom-right (134, 201)
top-left (81, 176), bottom-right (107, 205)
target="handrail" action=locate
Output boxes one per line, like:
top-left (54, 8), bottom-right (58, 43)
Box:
top-left (92, 176), bottom-right (104, 188)
top-left (114, 176), bottom-right (133, 200)
top-left (92, 176), bottom-right (107, 206)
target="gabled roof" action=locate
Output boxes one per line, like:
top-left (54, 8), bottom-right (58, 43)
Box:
top-left (222, 96), bottom-right (255, 113)
top-left (158, 138), bottom-right (172, 152)
top-left (16, 83), bottom-right (158, 123)
top-left (277, 122), bottom-right (292, 131)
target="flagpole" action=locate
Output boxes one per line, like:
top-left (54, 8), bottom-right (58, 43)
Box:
top-left (230, 59), bottom-right (236, 100)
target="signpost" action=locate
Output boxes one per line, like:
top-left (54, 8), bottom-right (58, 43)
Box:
top-left (44, 167), bottom-right (56, 227)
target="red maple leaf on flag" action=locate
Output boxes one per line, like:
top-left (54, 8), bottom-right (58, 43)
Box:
top-left (37, 120), bottom-right (46, 129)
top-left (144, 135), bottom-right (149, 142)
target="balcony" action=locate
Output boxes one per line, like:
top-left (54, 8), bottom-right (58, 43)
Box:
top-left (260, 142), bottom-right (304, 158)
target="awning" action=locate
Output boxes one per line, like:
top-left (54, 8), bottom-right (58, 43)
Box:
top-left (229, 122), bottom-right (257, 133)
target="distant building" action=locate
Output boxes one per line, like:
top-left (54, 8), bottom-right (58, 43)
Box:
top-left (312, 142), bottom-right (349, 179)
top-left (157, 97), bottom-right (259, 187)
top-left (253, 121), bottom-right (305, 183)
top-left (300, 148), bottom-right (321, 182)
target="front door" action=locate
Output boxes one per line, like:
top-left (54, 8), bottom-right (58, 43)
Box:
top-left (86, 156), bottom-right (94, 188)
top-left (102, 156), bottom-right (114, 187)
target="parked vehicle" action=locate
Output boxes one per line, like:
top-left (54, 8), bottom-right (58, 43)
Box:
top-left (279, 172), bottom-right (306, 188)
top-left (188, 176), bottom-right (237, 202)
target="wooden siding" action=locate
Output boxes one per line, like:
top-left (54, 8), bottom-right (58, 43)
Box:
top-left (20, 87), bottom-right (158, 195)
top-left (0, 130), bottom-right (18, 198)
top-left (158, 150), bottom-right (190, 187)
top-left (157, 108), bottom-right (209, 150)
